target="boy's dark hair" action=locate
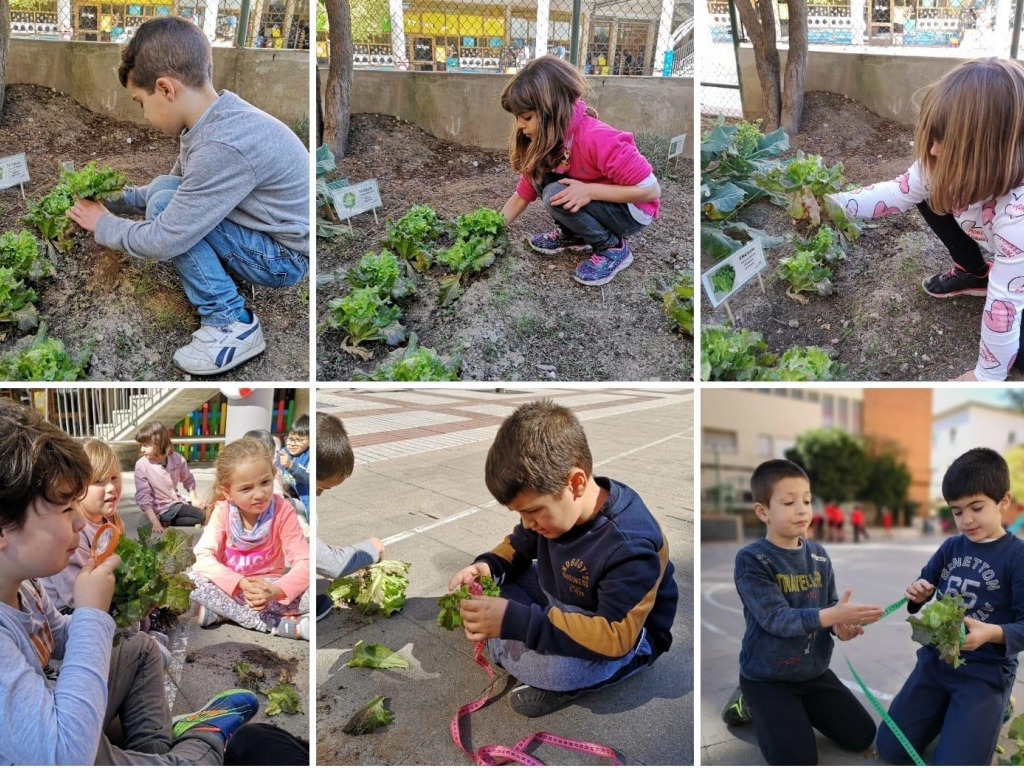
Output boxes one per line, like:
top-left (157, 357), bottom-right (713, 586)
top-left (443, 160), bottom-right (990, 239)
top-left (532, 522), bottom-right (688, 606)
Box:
top-left (136, 420), bottom-right (173, 460)
top-left (316, 412), bottom-right (353, 481)
top-left (0, 399), bottom-right (91, 532)
top-left (942, 447), bottom-right (1010, 502)
top-left (485, 399), bottom-right (592, 505)
top-left (290, 415), bottom-right (310, 438)
top-left (243, 429), bottom-right (276, 454)
top-left (751, 459), bottom-right (810, 507)
top-left (118, 17), bottom-right (213, 91)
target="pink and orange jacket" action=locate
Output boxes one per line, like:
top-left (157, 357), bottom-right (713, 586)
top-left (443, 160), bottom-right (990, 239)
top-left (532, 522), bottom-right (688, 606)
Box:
top-left (514, 100), bottom-right (659, 220)
top-left (192, 495), bottom-right (310, 604)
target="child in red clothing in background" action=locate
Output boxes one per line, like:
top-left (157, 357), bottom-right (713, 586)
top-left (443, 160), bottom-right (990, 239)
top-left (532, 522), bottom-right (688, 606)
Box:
top-left (188, 437), bottom-right (310, 640)
top-left (498, 56), bottom-right (661, 287)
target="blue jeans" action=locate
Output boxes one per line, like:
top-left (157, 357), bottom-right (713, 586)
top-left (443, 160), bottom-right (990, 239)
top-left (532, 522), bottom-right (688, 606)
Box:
top-left (486, 565), bottom-right (655, 692)
top-left (537, 179), bottom-right (647, 252)
top-left (146, 176), bottom-right (308, 327)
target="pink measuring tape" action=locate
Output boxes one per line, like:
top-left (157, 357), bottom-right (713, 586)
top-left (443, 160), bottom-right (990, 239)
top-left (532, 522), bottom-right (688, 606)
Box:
top-left (449, 640), bottom-right (621, 766)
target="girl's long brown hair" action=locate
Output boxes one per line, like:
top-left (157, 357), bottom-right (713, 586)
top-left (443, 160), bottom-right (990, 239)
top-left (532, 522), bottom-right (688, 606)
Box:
top-left (915, 57), bottom-right (1024, 214)
top-left (500, 56), bottom-right (597, 183)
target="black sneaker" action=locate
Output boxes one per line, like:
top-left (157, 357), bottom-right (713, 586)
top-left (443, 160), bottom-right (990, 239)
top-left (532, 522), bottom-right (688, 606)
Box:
top-left (315, 594), bottom-right (334, 622)
top-left (508, 684), bottom-right (580, 717)
top-left (921, 263), bottom-right (989, 298)
top-left (721, 686), bottom-right (752, 726)
top-left (528, 226), bottom-right (591, 255)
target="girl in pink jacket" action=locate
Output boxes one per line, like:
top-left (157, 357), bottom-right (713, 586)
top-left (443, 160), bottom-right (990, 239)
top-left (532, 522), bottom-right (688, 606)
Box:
top-left (189, 437), bottom-right (310, 640)
top-left (499, 56), bottom-right (661, 286)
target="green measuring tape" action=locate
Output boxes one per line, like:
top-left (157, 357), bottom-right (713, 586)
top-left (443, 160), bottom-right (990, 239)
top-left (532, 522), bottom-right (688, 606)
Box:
top-left (844, 594), bottom-right (966, 765)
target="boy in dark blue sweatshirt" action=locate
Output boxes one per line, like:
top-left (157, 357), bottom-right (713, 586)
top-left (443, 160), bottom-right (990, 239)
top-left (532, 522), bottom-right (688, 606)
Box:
top-left (878, 448), bottom-right (1024, 766)
top-left (450, 400), bottom-right (677, 718)
top-left (735, 459), bottom-right (882, 765)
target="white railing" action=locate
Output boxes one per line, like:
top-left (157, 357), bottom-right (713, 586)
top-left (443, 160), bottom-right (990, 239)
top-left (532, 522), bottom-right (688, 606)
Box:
top-left (45, 387), bottom-right (176, 441)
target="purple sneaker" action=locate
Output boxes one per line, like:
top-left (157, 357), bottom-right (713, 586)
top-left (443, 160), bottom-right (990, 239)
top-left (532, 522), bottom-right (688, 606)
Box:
top-left (529, 226), bottom-right (591, 255)
top-left (573, 239), bottom-right (633, 286)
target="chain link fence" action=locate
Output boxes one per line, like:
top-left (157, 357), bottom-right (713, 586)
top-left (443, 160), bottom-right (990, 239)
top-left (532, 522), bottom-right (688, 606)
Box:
top-left (8, 0), bottom-right (310, 48)
top-left (701, 0), bottom-right (1024, 119)
top-left (316, 0), bottom-right (693, 77)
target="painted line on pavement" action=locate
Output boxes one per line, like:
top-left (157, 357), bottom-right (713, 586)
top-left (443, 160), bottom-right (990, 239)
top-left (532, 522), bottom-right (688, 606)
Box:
top-left (382, 431), bottom-right (690, 546)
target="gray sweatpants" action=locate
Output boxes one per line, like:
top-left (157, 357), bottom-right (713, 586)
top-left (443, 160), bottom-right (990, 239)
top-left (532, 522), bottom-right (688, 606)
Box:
top-left (94, 632), bottom-right (223, 765)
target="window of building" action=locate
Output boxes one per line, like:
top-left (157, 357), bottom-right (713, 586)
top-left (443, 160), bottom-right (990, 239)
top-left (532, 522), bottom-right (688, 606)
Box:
top-left (838, 398), bottom-right (849, 429)
top-left (776, 438), bottom-right (795, 459)
top-left (790, 389), bottom-right (804, 400)
top-left (704, 429), bottom-right (738, 455)
top-left (1011, 431), bottom-right (1017, 445)
top-left (757, 434), bottom-right (772, 456)
top-left (807, 391), bottom-right (820, 403)
top-left (823, 395), bottom-right (834, 426)
top-left (851, 401), bottom-right (862, 436)
top-left (950, 428), bottom-right (957, 444)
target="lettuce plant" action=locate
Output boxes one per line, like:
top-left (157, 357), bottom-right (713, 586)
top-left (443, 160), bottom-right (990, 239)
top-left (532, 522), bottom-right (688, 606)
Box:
top-left (436, 574), bottom-right (501, 630)
top-left (322, 287), bottom-right (407, 356)
top-left (111, 523), bottom-right (195, 628)
top-left (436, 236), bottom-right (498, 305)
top-left (328, 560), bottom-right (410, 616)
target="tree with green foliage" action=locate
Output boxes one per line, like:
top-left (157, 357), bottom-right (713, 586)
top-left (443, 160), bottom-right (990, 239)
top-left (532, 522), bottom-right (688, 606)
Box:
top-left (860, 446), bottom-right (912, 519)
top-left (785, 428), bottom-right (869, 503)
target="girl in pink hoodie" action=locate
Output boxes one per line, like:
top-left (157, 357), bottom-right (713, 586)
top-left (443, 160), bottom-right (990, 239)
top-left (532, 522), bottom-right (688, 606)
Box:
top-left (189, 437), bottom-right (310, 640)
top-left (499, 55), bottom-right (661, 286)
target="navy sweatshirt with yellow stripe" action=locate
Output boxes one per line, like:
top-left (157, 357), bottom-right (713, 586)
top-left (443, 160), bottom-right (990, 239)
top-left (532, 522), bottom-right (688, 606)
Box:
top-left (475, 477), bottom-right (678, 661)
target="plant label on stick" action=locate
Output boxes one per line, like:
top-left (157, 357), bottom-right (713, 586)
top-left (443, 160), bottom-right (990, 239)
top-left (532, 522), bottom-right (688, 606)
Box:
top-left (330, 179), bottom-right (382, 228)
top-left (0, 153), bottom-right (30, 198)
top-left (702, 237), bottom-right (767, 311)
top-left (668, 133), bottom-right (687, 160)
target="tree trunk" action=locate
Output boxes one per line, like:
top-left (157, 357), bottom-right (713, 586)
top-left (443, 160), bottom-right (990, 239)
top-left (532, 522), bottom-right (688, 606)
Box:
top-left (316, 65), bottom-right (324, 146)
top-left (323, 0), bottom-right (352, 159)
top-left (733, 0), bottom-right (782, 130)
top-left (0, 0), bottom-right (9, 123)
top-left (781, 0), bottom-right (808, 135)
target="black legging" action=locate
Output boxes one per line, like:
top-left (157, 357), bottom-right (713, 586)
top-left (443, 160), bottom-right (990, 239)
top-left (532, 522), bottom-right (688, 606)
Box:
top-left (225, 723), bottom-right (309, 765)
top-left (916, 201), bottom-right (1024, 371)
top-left (160, 502), bottom-right (206, 526)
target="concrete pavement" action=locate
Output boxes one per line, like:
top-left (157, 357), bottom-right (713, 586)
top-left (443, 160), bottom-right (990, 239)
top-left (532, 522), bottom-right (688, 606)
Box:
top-left (701, 532), bottom-right (1024, 766)
top-left (314, 388), bottom-right (694, 765)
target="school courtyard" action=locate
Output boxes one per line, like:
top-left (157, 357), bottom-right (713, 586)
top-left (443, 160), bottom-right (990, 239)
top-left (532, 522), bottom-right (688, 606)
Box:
top-left (314, 387), bottom-right (694, 765)
top-left (701, 531), bottom-right (1024, 765)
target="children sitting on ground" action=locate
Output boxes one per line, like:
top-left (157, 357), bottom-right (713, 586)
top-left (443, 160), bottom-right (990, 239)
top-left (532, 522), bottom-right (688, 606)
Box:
top-left (135, 420), bottom-right (207, 532)
top-left (734, 459), bottom-right (882, 765)
top-left (312, 412), bottom-right (384, 622)
top-left (277, 415), bottom-right (310, 527)
top-left (0, 399), bottom-right (258, 765)
top-left (877, 448), bottom-right (1024, 766)
top-left (449, 399), bottom-right (678, 717)
top-left (65, 16), bottom-right (309, 375)
top-left (189, 437), bottom-right (310, 640)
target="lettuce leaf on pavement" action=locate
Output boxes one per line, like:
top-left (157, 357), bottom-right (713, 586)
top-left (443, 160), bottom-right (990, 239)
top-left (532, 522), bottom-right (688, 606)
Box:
top-left (346, 640), bottom-right (410, 669)
top-left (328, 560), bottom-right (410, 616)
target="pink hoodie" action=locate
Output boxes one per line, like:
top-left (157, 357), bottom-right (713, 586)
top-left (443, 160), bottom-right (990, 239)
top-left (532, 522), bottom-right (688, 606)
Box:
top-left (515, 100), bottom-right (659, 219)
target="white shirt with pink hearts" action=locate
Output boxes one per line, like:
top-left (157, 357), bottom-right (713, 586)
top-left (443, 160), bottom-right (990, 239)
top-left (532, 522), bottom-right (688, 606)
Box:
top-left (831, 160), bottom-right (1024, 381)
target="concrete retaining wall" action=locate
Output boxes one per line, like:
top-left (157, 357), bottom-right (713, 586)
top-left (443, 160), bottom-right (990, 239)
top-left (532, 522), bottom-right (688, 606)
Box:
top-left (326, 68), bottom-right (693, 157)
top-left (7, 39), bottom-right (309, 127)
top-left (736, 46), bottom-right (961, 126)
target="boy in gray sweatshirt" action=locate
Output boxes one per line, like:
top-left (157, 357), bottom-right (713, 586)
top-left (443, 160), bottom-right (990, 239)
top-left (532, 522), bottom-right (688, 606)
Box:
top-left (734, 459), bottom-right (883, 765)
top-left (67, 17), bottom-right (309, 376)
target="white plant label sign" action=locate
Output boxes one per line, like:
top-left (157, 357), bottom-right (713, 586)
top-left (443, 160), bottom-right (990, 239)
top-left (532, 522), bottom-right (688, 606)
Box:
top-left (0, 153), bottom-right (30, 190)
top-left (331, 179), bottom-right (382, 221)
top-left (702, 238), bottom-right (767, 309)
top-left (668, 133), bottom-right (687, 159)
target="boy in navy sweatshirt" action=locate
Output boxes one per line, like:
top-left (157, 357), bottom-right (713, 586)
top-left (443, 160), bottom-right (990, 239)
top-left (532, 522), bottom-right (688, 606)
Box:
top-left (877, 448), bottom-right (1024, 766)
top-left (735, 459), bottom-right (882, 765)
top-left (449, 400), bottom-right (677, 718)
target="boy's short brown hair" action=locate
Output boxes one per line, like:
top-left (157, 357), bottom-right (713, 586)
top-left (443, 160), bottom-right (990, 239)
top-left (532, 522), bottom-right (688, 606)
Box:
top-left (317, 412), bottom-right (354, 482)
top-left (118, 17), bottom-right (213, 91)
top-left (751, 459), bottom-right (810, 507)
top-left (136, 420), bottom-right (173, 460)
top-left (485, 400), bottom-right (592, 505)
top-left (0, 399), bottom-right (91, 532)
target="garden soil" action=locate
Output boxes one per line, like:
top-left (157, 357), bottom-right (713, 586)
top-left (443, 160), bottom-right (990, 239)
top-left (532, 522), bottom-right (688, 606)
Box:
top-left (701, 91), bottom-right (997, 381)
top-left (317, 113), bottom-right (693, 382)
top-left (0, 85), bottom-right (308, 381)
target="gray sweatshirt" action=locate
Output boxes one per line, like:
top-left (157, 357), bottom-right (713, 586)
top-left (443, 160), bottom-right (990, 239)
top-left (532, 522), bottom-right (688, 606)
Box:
top-left (735, 537), bottom-right (838, 682)
top-left (96, 90), bottom-right (309, 258)
top-left (316, 538), bottom-right (380, 580)
top-left (0, 580), bottom-right (114, 765)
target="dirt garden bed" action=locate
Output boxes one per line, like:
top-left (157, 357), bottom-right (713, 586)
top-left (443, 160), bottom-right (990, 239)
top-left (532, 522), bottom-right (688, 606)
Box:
top-left (0, 84), bottom-right (308, 381)
top-left (700, 91), bottom-right (997, 381)
top-left (316, 114), bottom-right (693, 382)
